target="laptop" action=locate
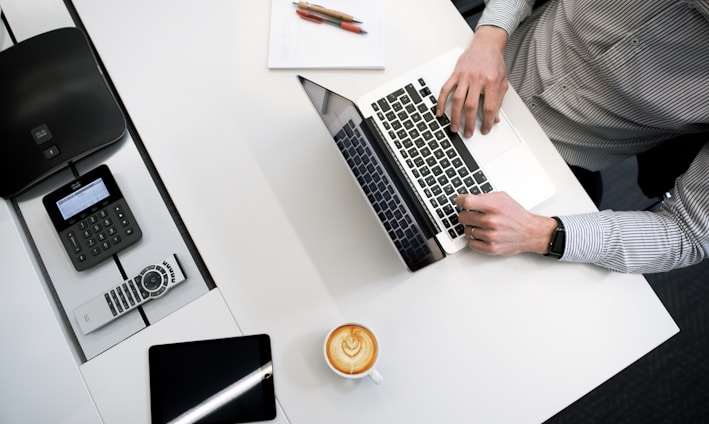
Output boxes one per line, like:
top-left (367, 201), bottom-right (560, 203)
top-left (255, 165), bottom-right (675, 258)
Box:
top-left (298, 47), bottom-right (555, 271)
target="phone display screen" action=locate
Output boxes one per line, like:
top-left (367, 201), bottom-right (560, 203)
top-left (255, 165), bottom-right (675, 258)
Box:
top-left (56, 177), bottom-right (110, 220)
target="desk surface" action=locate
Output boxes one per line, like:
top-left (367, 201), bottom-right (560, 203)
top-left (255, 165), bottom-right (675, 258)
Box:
top-left (2, 0), bottom-right (679, 422)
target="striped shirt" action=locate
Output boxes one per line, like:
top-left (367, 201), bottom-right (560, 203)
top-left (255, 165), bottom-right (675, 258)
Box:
top-left (477, 0), bottom-right (709, 272)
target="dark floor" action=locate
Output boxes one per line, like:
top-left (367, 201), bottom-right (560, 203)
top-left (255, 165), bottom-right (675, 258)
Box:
top-left (451, 3), bottom-right (708, 421)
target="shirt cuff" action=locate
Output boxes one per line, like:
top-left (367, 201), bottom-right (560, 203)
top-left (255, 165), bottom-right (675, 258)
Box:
top-left (556, 213), bottom-right (606, 264)
top-left (476, 0), bottom-right (535, 36)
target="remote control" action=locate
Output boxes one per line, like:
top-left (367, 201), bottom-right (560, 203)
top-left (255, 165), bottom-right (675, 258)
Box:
top-left (74, 254), bottom-right (186, 334)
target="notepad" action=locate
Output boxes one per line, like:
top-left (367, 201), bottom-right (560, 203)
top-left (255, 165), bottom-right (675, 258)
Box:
top-left (268, 0), bottom-right (385, 69)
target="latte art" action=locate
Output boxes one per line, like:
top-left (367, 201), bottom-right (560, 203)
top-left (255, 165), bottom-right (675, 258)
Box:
top-left (326, 324), bottom-right (378, 375)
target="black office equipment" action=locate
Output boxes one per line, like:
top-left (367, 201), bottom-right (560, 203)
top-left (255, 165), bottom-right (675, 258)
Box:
top-left (0, 27), bottom-right (125, 198)
top-left (149, 335), bottom-right (276, 424)
top-left (42, 165), bottom-right (142, 271)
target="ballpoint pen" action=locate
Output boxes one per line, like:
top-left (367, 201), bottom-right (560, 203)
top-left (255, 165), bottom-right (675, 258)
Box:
top-left (296, 9), bottom-right (367, 34)
top-left (292, 1), bottom-right (362, 24)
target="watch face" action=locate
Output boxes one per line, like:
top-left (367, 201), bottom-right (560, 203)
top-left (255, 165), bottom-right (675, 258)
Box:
top-left (549, 227), bottom-right (565, 257)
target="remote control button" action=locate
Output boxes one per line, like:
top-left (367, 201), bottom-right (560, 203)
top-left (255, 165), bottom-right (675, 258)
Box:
top-left (122, 283), bottom-right (135, 306)
top-left (141, 270), bottom-right (164, 291)
top-left (134, 275), bottom-right (150, 299)
top-left (110, 291), bottom-right (123, 313)
top-left (105, 293), bottom-right (117, 316)
top-left (117, 287), bottom-right (129, 309)
top-left (151, 286), bottom-right (167, 298)
top-left (128, 280), bottom-right (143, 302)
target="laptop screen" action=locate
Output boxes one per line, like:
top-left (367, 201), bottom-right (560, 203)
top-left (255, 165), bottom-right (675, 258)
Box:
top-left (298, 76), bottom-right (445, 271)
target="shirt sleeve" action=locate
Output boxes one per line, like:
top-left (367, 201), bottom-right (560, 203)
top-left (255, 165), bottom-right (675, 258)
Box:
top-left (476, 0), bottom-right (537, 35)
top-left (559, 142), bottom-right (709, 273)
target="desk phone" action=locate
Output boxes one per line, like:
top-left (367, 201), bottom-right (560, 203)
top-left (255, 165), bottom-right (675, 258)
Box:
top-left (43, 165), bottom-right (142, 271)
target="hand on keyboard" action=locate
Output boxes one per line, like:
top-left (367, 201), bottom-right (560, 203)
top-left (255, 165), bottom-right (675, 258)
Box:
top-left (437, 26), bottom-right (509, 138)
top-left (456, 192), bottom-right (557, 256)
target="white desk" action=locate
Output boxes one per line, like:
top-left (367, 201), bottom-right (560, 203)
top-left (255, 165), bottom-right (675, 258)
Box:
top-left (1, 0), bottom-right (679, 423)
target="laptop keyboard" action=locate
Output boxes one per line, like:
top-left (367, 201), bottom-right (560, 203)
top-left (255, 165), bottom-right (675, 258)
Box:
top-left (335, 120), bottom-right (433, 264)
top-left (371, 78), bottom-right (493, 240)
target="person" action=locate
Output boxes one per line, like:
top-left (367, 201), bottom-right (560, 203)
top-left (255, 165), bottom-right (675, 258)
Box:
top-left (437, 0), bottom-right (709, 273)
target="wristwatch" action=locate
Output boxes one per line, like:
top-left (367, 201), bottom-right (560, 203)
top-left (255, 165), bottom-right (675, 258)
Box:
top-left (545, 216), bottom-right (565, 259)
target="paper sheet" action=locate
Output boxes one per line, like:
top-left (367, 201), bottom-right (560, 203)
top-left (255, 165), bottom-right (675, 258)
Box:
top-left (268, 0), bottom-right (384, 69)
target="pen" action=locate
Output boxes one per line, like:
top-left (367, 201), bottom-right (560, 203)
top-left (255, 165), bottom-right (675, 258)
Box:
top-left (296, 9), bottom-right (367, 34)
top-left (292, 1), bottom-right (362, 24)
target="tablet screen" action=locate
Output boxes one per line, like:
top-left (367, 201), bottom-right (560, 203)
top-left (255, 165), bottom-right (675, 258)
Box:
top-left (149, 335), bottom-right (276, 424)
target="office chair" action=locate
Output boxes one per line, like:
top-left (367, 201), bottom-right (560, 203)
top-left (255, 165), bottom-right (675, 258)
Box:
top-left (636, 132), bottom-right (707, 209)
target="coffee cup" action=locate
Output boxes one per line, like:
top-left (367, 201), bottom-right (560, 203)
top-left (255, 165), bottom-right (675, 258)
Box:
top-left (323, 322), bottom-right (383, 384)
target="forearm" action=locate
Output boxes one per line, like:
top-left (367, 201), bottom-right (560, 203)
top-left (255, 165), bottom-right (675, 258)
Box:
top-left (560, 144), bottom-right (709, 273)
top-left (559, 210), bottom-right (707, 273)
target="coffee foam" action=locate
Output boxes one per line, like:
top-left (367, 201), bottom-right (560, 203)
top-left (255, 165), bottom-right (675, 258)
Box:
top-left (326, 324), bottom-right (378, 375)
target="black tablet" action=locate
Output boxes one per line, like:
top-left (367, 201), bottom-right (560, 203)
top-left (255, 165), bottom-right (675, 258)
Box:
top-left (149, 335), bottom-right (276, 424)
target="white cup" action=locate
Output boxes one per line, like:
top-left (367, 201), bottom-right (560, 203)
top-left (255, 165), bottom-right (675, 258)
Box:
top-left (323, 322), bottom-right (384, 384)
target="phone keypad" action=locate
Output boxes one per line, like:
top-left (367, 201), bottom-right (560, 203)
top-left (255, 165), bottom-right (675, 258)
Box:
top-left (59, 200), bottom-right (142, 271)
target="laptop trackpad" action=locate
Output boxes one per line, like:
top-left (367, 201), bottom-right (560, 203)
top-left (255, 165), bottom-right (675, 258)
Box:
top-left (461, 110), bottom-right (521, 163)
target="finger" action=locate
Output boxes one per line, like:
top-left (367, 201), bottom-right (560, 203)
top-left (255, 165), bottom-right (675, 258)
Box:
top-left (448, 84), bottom-right (468, 133)
top-left (479, 93), bottom-right (503, 135)
top-left (436, 79), bottom-right (457, 117)
top-left (456, 192), bottom-right (500, 214)
top-left (456, 194), bottom-right (467, 210)
top-left (456, 193), bottom-right (482, 211)
top-left (462, 94), bottom-right (480, 138)
top-left (480, 80), bottom-right (507, 134)
top-left (465, 225), bottom-right (486, 242)
top-left (479, 105), bottom-right (496, 135)
top-left (458, 210), bottom-right (486, 230)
